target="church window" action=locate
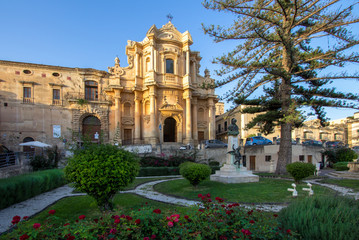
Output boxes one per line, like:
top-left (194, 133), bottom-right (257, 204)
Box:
top-left (23, 69), bottom-right (32, 74)
top-left (146, 57), bottom-right (151, 72)
top-left (166, 59), bottom-right (174, 74)
top-left (124, 102), bottom-right (132, 116)
top-left (85, 81), bottom-right (98, 101)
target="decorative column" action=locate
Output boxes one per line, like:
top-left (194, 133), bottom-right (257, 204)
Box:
top-left (134, 91), bottom-right (141, 144)
top-left (184, 90), bottom-right (193, 144)
top-left (114, 89), bottom-right (122, 144)
top-left (149, 86), bottom-right (158, 145)
top-left (208, 98), bottom-right (215, 140)
top-left (151, 43), bottom-right (155, 71)
top-left (186, 50), bottom-right (190, 76)
top-left (192, 97), bottom-right (198, 145)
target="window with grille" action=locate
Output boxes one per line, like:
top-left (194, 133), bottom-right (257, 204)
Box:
top-left (53, 89), bottom-right (60, 105)
top-left (85, 81), bottom-right (98, 101)
top-left (23, 87), bottom-right (32, 103)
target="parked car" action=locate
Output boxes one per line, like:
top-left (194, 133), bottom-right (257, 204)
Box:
top-left (203, 140), bottom-right (228, 149)
top-left (302, 140), bottom-right (323, 146)
top-left (245, 136), bottom-right (273, 146)
top-left (275, 138), bottom-right (297, 145)
top-left (325, 141), bottom-right (344, 148)
top-left (0, 144), bottom-right (16, 168)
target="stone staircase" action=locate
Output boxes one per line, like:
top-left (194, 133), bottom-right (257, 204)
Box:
top-left (325, 171), bottom-right (359, 179)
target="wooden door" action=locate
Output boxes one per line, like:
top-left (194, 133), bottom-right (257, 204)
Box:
top-left (308, 155), bottom-right (312, 164)
top-left (250, 156), bottom-right (256, 171)
top-left (198, 131), bottom-right (204, 142)
top-left (123, 129), bottom-right (132, 145)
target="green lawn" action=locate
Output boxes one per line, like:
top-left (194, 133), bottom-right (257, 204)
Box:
top-left (318, 178), bottom-right (359, 191)
top-left (154, 178), bottom-right (335, 203)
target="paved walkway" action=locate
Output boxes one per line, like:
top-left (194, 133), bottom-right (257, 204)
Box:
top-left (1, 176), bottom-right (358, 234)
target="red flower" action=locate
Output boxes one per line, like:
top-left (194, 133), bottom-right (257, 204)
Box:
top-left (135, 219), bottom-right (141, 224)
top-left (215, 197), bottom-right (224, 202)
top-left (198, 194), bottom-right (203, 198)
top-left (48, 209), bottom-right (56, 215)
top-left (198, 209), bottom-right (204, 212)
top-left (249, 220), bottom-right (255, 224)
top-left (241, 229), bottom-right (252, 236)
top-left (79, 215), bottom-right (86, 220)
top-left (151, 235), bottom-right (156, 239)
top-left (247, 210), bottom-right (253, 215)
top-left (114, 219), bottom-right (120, 224)
top-left (226, 210), bottom-right (232, 215)
top-left (64, 223), bottom-right (70, 226)
top-left (168, 221), bottom-right (174, 227)
top-left (153, 209), bottom-right (161, 214)
top-left (144, 238), bottom-right (150, 240)
top-left (94, 218), bottom-right (99, 223)
top-left (126, 216), bottom-right (133, 221)
top-left (273, 214), bottom-right (278, 218)
top-left (145, 202), bottom-right (148, 205)
top-left (33, 223), bottom-right (41, 229)
top-left (110, 228), bottom-right (117, 234)
top-left (66, 235), bottom-right (75, 240)
top-left (206, 193), bottom-right (211, 198)
top-left (219, 236), bottom-right (228, 240)
top-left (287, 229), bottom-right (292, 235)
top-left (20, 234), bottom-right (29, 240)
top-left (23, 216), bottom-right (29, 220)
top-left (11, 215), bottom-right (21, 225)
top-left (184, 215), bottom-right (189, 219)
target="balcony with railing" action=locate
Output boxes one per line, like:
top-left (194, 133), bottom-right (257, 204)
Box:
top-left (23, 97), bottom-right (33, 104)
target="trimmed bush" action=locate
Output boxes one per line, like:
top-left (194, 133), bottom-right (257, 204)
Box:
top-left (140, 155), bottom-right (194, 167)
top-left (0, 169), bottom-right (66, 210)
top-left (65, 144), bottom-right (139, 210)
top-left (279, 195), bottom-right (359, 240)
top-left (324, 148), bottom-right (358, 164)
top-left (333, 162), bottom-right (349, 171)
top-left (286, 162), bottom-right (315, 183)
top-left (179, 162), bottom-right (211, 187)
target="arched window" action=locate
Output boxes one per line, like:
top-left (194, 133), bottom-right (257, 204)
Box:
top-left (146, 57), bottom-right (151, 72)
top-left (166, 59), bottom-right (174, 74)
top-left (124, 102), bottom-right (132, 116)
top-left (85, 81), bottom-right (98, 101)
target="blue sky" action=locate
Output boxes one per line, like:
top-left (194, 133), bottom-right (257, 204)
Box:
top-left (1, 0), bottom-right (358, 120)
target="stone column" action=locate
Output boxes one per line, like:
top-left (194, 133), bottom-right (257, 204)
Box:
top-left (192, 97), bottom-right (198, 145)
top-left (114, 89), bottom-right (122, 143)
top-left (184, 91), bottom-right (192, 144)
top-left (186, 50), bottom-right (190, 76)
top-left (151, 44), bottom-right (155, 71)
top-left (208, 98), bottom-right (215, 140)
top-left (134, 91), bottom-right (141, 144)
top-left (149, 86), bottom-right (157, 145)
top-left (192, 61), bottom-right (196, 83)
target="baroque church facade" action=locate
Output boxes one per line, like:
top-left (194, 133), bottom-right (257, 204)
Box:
top-left (0, 22), bottom-right (218, 151)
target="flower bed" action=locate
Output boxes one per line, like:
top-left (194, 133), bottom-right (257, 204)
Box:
top-left (6, 195), bottom-right (297, 239)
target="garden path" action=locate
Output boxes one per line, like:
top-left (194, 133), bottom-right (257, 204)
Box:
top-left (0, 175), bottom-right (358, 234)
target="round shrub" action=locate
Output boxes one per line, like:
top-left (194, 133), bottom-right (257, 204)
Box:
top-left (179, 162), bottom-right (211, 187)
top-left (286, 162), bottom-right (315, 183)
top-left (279, 196), bottom-right (359, 240)
top-left (333, 162), bottom-right (349, 171)
top-left (65, 144), bottom-right (139, 210)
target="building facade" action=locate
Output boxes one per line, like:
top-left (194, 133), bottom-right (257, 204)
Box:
top-left (216, 105), bottom-right (348, 145)
top-left (0, 22), bottom-right (219, 151)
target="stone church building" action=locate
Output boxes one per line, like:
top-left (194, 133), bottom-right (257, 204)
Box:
top-left (0, 22), bottom-right (218, 151)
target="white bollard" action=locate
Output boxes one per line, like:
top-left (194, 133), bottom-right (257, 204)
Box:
top-left (287, 183), bottom-right (298, 197)
top-left (302, 183), bottom-right (314, 196)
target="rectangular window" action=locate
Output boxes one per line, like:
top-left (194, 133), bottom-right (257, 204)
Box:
top-left (299, 155), bottom-right (305, 162)
top-left (218, 124), bottom-right (221, 133)
top-left (265, 155), bottom-right (271, 162)
top-left (224, 121), bottom-right (227, 131)
top-left (166, 59), bottom-right (174, 74)
top-left (53, 89), bottom-right (61, 105)
top-left (23, 87), bottom-right (32, 103)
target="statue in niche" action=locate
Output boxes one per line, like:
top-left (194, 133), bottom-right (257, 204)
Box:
top-left (227, 118), bottom-right (239, 136)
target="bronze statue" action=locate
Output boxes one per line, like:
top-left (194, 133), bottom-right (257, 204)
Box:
top-left (227, 118), bottom-right (239, 136)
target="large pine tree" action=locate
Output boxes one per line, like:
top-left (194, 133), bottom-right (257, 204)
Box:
top-left (202, 0), bottom-right (359, 174)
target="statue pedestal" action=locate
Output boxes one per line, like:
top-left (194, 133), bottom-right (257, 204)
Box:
top-left (210, 135), bottom-right (259, 184)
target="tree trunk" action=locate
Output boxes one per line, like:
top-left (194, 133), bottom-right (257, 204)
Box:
top-left (276, 122), bottom-right (292, 174)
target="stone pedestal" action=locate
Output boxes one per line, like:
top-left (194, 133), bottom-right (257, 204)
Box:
top-left (210, 135), bottom-right (259, 184)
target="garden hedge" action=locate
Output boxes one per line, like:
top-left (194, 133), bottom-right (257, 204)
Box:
top-left (0, 169), bottom-right (66, 210)
top-left (333, 162), bottom-right (349, 171)
top-left (138, 166), bottom-right (220, 177)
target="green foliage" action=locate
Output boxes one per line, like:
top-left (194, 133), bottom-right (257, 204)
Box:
top-left (138, 167), bottom-right (180, 177)
top-left (333, 162), bottom-right (349, 171)
top-left (208, 161), bottom-right (220, 166)
top-left (279, 196), bottom-right (359, 240)
top-left (324, 148), bottom-right (358, 164)
top-left (29, 147), bottom-right (60, 171)
top-left (0, 169), bottom-right (66, 210)
top-left (286, 162), bottom-right (315, 183)
top-left (65, 144), bottom-right (139, 210)
top-left (139, 154), bottom-right (194, 167)
top-left (7, 197), bottom-right (297, 240)
top-left (179, 162), bottom-right (211, 187)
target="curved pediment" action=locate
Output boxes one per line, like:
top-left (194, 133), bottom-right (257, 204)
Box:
top-left (145, 21), bottom-right (192, 44)
top-left (159, 103), bottom-right (183, 112)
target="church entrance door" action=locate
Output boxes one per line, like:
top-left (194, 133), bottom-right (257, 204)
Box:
top-left (164, 117), bottom-right (176, 142)
top-left (82, 116), bottom-right (101, 141)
